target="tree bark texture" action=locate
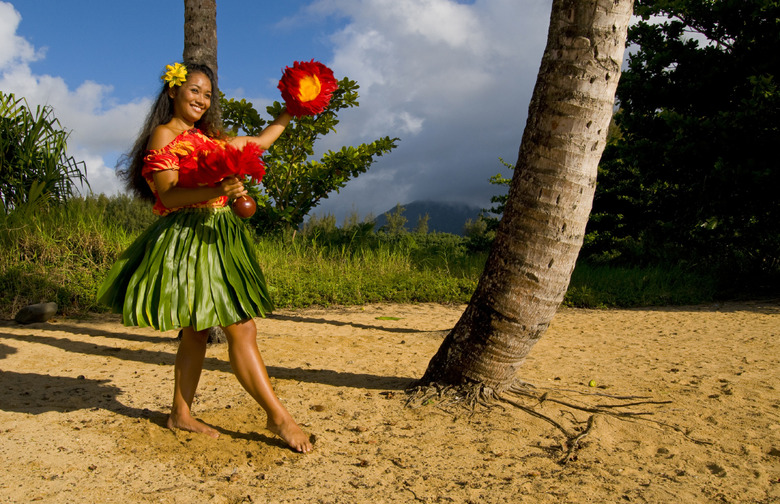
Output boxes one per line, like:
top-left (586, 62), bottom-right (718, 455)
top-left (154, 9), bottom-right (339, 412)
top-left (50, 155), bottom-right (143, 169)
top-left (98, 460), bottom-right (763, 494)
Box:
top-left (182, 0), bottom-right (221, 124)
top-left (421, 0), bottom-right (634, 391)
top-left (183, 0), bottom-right (218, 72)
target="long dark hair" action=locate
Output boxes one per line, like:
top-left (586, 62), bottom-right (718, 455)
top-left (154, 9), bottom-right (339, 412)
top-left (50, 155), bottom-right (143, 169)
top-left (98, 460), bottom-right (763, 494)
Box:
top-left (117, 62), bottom-right (221, 202)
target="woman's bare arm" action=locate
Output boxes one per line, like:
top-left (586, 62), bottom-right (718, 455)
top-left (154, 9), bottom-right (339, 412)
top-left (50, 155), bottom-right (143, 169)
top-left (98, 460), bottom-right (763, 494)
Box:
top-left (152, 171), bottom-right (247, 210)
top-left (228, 109), bottom-right (293, 150)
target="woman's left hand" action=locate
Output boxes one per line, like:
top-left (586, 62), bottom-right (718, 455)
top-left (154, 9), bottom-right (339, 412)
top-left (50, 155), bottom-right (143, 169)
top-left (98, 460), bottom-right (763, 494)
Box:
top-left (219, 176), bottom-right (248, 199)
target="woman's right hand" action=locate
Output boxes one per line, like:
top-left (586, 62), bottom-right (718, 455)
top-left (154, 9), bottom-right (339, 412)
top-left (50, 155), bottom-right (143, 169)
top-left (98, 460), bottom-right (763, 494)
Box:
top-left (219, 176), bottom-right (248, 199)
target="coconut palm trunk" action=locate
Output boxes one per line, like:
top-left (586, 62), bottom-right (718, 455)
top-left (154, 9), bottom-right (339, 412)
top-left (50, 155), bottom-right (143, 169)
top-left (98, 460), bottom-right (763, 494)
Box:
top-left (183, 0), bottom-right (218, 70)
top-left (183, 0), bottom-right (222, 121)
top-left (420, 0), bottom-right (634, 392)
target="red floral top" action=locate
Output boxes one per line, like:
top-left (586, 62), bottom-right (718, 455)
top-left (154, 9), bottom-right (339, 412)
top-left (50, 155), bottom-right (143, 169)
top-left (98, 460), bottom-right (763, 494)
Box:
top-left (142, 129), bottom-right (228, 216)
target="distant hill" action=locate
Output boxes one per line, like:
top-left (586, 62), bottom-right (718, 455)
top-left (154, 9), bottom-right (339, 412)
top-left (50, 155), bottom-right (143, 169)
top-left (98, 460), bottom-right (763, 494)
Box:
top-left (373, 200), bottom-right (482, 235)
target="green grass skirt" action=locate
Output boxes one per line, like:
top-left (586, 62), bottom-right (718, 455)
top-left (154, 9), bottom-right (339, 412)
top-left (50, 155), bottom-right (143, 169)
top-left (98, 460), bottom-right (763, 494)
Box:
top-left (97, 206), bottom-right (273, 332)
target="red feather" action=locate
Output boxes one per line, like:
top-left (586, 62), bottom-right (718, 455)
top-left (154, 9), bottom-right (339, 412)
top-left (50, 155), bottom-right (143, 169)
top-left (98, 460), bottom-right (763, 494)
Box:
top-left (180, 143), bottom-right (266, 187)
top-left (278, 60), bottom-right (338, 117)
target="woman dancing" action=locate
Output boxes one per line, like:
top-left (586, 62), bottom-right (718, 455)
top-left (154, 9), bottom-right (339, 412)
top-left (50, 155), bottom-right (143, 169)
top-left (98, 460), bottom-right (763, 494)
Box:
top-left (98, 62), bottom-right (312, 453)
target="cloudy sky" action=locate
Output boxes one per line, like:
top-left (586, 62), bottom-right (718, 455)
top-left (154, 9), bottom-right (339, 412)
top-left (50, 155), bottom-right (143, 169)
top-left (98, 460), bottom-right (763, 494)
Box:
top-left (2, 0), bottom-right (553, 221)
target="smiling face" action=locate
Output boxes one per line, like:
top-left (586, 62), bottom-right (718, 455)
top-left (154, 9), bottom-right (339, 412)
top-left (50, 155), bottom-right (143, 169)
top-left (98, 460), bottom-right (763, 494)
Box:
top-left (168, 71), bottom-right (212, 125)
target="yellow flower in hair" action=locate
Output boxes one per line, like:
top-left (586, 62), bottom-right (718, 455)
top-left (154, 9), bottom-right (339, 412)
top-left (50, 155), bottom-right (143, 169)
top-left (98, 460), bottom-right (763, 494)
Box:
top-left (162, 63), bottom-right (188, 87)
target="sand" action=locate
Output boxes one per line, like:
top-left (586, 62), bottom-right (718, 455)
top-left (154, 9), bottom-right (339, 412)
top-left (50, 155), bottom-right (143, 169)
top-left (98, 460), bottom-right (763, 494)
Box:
top-left (0, 301), bottom-right (778, 503)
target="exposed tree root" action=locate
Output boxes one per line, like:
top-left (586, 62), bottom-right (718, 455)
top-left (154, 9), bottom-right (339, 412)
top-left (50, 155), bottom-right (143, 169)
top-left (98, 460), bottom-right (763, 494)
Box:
top-left (406, 379), bottom-right (709, 465)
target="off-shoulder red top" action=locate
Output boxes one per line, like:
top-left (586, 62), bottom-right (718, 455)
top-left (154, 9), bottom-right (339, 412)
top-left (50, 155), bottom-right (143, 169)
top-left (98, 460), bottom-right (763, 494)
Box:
top-left (141, 129), bottom-right (228, 216)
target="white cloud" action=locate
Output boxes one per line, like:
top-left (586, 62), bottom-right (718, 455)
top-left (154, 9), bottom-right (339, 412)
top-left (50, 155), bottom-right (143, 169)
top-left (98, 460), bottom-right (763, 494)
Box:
top-left (0, 1), bottom-right (40, 67)
top-left (0, 1), bottom-right (144, 196)
top-left (308, 0), bottom-right (553, 219)
top-left (71, 148), bottom-right (121, 197)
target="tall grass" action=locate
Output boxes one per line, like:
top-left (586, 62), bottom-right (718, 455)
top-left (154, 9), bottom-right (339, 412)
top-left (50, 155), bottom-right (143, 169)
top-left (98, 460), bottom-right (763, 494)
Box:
top-left (257, 234), bottom-right (483, 308)
top-left (0, 197), bottom-right (134, 317)
top-left (565, 262), bottom-right (718, 308)
top-left (0, 195), bottom-right (725, 319)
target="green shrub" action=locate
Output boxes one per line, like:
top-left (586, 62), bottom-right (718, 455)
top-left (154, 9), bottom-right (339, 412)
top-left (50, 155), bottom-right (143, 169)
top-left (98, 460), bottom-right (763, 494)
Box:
top-left (1, 92), bottom-right (88, 214)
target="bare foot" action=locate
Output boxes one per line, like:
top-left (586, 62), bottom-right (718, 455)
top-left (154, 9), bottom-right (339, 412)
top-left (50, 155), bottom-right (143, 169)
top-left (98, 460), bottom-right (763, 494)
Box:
top-left (267, 417), bottom-right (313, 453)
top-left (167, 413), bottom-right (220, 439)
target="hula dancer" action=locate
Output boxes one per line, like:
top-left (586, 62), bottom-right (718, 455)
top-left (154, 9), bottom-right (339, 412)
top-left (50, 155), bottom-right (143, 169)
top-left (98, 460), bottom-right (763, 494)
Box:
top-left (98, 62), bottom-right (312, 453)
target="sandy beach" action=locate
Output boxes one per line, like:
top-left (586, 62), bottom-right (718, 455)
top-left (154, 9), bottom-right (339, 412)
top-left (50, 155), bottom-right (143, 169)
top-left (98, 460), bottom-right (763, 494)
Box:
top-left (1, 301), bottom-right (778, 503)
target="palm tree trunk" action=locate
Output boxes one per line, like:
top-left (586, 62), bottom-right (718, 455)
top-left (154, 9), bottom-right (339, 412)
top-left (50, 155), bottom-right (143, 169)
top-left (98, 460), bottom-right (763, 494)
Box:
top-left (421, 0), bottom-right (634, 391)
top-left (183, 0), bottom-right (222, 124)
top-left (183, 0), bottom-right (218, 70)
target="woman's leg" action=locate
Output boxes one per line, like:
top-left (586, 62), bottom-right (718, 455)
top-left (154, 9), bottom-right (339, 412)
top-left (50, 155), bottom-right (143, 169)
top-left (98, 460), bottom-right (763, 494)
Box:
top-left (223, 318), bottom-right (312, 453)
top-left (166, 326), bottom-right (219, 438)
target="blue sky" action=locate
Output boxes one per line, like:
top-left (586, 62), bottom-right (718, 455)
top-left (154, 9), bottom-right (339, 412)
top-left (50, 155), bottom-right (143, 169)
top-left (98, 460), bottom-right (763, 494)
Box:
top-left (2, 0), bottom-right (554, 221)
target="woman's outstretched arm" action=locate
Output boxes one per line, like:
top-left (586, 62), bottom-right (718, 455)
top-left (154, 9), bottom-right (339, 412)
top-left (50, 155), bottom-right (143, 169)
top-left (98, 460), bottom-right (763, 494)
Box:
top-left (228, 109), bottom-right (293, 150)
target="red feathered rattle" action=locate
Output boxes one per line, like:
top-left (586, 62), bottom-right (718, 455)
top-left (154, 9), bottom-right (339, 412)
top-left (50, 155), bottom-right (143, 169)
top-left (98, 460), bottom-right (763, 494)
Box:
top-left (190, 142), bottom-right (266, 218)
top-left (278, 60), bottom-right (338, 117)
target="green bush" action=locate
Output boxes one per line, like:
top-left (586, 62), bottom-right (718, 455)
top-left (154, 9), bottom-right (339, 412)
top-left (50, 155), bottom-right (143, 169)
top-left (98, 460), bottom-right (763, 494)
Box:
top-left (1, 92), bottom-right (88, 214)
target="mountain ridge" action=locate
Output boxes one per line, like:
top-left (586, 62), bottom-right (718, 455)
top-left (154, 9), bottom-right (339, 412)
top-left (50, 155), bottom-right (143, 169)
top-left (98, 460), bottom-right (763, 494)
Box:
top-left (372, 200), bottom-right (483, 235)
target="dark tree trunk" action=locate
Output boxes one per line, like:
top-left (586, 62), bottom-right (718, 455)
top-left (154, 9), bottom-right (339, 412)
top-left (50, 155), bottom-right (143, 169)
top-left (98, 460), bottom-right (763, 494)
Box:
top-left (421, 0), bottom-right (634, 391)
top-left (182, 0), bottom-right (222, 127)
top-left (183, 0), bottom-right (218, 70)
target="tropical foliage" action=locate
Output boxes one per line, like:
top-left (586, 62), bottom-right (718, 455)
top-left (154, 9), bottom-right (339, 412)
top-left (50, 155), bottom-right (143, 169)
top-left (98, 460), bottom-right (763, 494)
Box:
top-left (1, 92), bottom-right (88, 216)
top-left (222, 77), bottom-right (398, 234)
top-left (586, 0), bottom-right (780, 285)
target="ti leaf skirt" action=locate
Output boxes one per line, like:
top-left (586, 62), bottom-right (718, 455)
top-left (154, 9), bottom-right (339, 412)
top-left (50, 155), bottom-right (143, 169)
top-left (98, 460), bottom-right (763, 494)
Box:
top-left (97, 206), bottom-right (273, 332)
